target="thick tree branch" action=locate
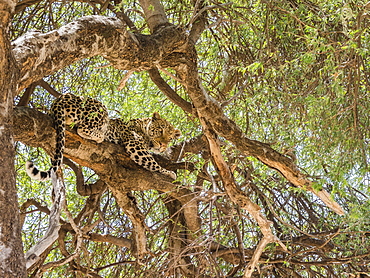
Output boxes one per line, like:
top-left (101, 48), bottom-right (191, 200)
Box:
top-left (188, 0), bottom-right (208, 43)
top-left (0, 0), bottom-right (27, 276)
top-left (202, 124), bottom-right (285, 277)
top-left (13, 106), bottom-right (201, 234)
top-left (177, 45), bottom-right (345, 215)
top-left (17, 82), bottom-right (35, 106)
top-left (12, 15), bottom-right (187, 92)
top-left (148, 68), bottom-right (193, 114)
top-left (112, 192), bottom-right (148, 258)
top-left (138, 0), bottom-right (169, 32)
top-left (10, 5), bottom-right (344, 217)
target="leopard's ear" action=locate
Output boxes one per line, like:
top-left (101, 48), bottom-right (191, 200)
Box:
top-left (152, 112), bottom-right (161, 120)
top-left (173, 129), bottom-right (181, 139)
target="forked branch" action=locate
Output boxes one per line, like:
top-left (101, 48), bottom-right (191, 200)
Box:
top-left (25, 172), bottom-right (65, 270)
top-left (177, 45), bottom-right (344, 215)
top-left (202, 123), bottom-right (287, 277)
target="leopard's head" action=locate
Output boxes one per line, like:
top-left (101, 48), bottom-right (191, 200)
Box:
top-left (146, 112), bottom-right (181, 153)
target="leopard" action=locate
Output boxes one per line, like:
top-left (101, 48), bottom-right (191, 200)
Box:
top-left (26, 93), bottom-right (181, 181)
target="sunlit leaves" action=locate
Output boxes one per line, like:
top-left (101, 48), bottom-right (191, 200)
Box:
top-left (12, 0), bottom-right (370, 276)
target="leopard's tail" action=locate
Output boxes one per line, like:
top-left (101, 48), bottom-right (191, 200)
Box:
top-left (26, 104), bottom-right (66, 181)
top-left (25, 161), bottom-right (53, 181)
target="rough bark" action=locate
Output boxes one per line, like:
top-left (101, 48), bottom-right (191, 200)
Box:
top-left (9, 2), bottom-right (350, 275)
top-left (12, 15), bottom-right (187, 92)
top-left (25, 171), bottom-right (65, 269)
top-left (130, 5), bottom-right (292, 276)
top-left (176, 45), bottom-right (344, 215)
top-left (0, 0), bottom-right (27, 276)
top-left (13, 106), bottom-right (201, 234)
top-left (138, 0), bottom-right (169, 32)
top-left (202, 123), bottom-right (287, 277)
top-left (9, 0), bottom-right (344, 218)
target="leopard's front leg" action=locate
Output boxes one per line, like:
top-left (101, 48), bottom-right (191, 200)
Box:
top-left (124, 138), bottom-right (176, 179)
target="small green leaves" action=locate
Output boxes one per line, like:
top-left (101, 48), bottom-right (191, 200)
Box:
top-left (246, 61), bottom-right (264, 74)
top-left (311, 181), bottom-right (323, 192)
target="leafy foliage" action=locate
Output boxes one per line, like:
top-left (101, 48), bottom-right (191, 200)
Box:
top-left (12, 0), bottom-right (369, 277)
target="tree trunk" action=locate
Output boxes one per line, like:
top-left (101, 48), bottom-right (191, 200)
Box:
top-left (0, 1), bottom-right (27, 276)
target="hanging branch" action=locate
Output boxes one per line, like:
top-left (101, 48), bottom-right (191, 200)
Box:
top-left (25, 171), bottom-right (65, 269)
top-left (176, 44), bottom-right (345, 215)
top-left (148, 68), bottom-right (193, 114)
top-left (35, 189), bottom-right (85, 277)
top-left (110, 192), bottom-right (148, 258)
top-left (201, 123), bottom-right (287, 277)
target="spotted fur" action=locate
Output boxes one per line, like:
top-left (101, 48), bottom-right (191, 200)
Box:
top-left (26, 93), bottom-right (181, 181)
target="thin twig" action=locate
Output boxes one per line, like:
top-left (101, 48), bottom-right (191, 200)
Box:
top-left (117, 70), bottom-right (135, 90)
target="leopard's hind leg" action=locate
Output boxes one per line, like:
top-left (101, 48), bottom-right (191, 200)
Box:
top-left (76, 98), bottom-right (109, 143)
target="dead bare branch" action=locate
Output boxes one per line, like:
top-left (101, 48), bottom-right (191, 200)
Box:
top-left (177, 45), bottom-right (344, 215)
top-left (25, 171), bottom-right (65, 270)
